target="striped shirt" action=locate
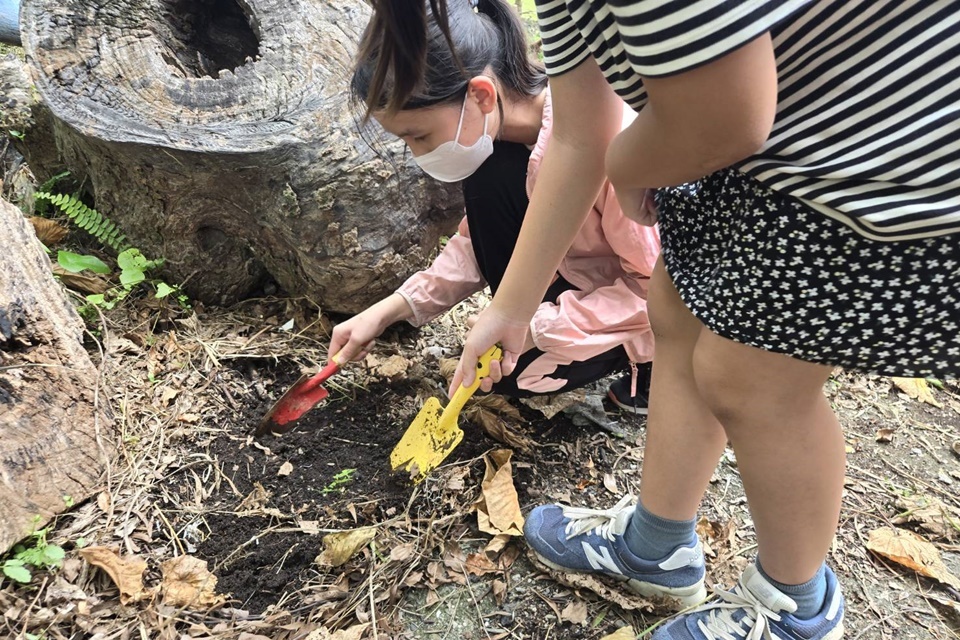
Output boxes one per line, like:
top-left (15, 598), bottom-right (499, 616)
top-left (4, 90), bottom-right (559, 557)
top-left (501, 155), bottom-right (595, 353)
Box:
top-left (536, 0), bottom-right (960, 241)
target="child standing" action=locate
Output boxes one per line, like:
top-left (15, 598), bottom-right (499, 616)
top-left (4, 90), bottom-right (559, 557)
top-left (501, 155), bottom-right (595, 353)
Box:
top-left (361, 1), bottom-right (960, 638)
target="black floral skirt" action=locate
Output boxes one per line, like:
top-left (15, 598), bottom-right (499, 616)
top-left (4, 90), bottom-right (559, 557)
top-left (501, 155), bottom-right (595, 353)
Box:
top-left (656, 169), bottom-right (960, 378)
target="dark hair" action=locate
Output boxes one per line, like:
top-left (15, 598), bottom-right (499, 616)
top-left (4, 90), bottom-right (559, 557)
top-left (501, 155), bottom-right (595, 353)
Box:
top-left (353, 0), bottom-right (547, 116)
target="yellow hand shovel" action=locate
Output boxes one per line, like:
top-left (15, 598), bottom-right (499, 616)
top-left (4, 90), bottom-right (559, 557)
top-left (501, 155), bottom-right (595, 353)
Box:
top-left (391, 344), bottom-right (502, 484)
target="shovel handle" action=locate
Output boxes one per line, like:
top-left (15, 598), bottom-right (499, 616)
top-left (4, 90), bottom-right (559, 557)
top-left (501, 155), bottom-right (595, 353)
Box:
top-left (444, 344), bottom-right (503, 418)
top-left (299, 352), bottom-right (342, 393)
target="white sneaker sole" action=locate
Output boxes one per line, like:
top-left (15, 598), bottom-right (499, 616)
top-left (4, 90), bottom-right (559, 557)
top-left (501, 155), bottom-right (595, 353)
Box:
top-left (607, 391), bottom-right (649, 415)
top-left (533, 552), bottom-right (708, 609)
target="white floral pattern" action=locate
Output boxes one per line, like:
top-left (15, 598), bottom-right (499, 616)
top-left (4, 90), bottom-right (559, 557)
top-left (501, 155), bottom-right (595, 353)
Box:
top-left (658, 170), bottom-right (960, 378)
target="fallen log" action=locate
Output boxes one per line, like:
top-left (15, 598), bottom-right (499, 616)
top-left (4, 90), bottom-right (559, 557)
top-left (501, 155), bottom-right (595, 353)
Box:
top-left (19, 0), bottom-right (462, 311)
top-left (0, 197), bottom-right (111, 552)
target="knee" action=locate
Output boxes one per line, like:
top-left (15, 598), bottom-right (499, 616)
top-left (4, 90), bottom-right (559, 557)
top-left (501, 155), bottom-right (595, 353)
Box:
top-left (691, 344), bottom-right (751, 429)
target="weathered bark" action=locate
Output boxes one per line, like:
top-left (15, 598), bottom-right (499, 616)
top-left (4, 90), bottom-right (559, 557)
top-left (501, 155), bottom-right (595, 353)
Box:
top-left (19, 0), bottom-right (463, 312)
top-left (0, 198), bottom-right (111, 553)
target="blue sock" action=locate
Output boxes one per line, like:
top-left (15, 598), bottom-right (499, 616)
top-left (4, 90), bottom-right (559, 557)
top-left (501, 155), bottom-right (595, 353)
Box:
top-left (623, 501), bottom-right (698, 561)
top-left (757, 559), bottom-right (827, 619)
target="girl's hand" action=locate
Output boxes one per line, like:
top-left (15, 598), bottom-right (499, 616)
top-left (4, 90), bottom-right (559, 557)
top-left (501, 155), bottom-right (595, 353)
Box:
top-left (448, 306), bottom-right (530, 397)
top-left (466, 314), bottom-right (535, 354)
top-left (328, 294), bottom-right (412, 363)
top-left (615, 185), bottom-right (659, 226)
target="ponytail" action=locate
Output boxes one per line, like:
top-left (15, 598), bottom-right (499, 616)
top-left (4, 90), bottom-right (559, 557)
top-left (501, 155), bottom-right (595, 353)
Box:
top-left (353, 0), bottom-right (546, 116)
top-left (475, 0), bottom-right (546, 99)
top-left (358, 0), bottom-right (458, 115)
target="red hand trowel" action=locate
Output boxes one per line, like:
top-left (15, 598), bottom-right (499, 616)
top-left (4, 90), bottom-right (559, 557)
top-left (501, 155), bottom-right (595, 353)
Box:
top-left (255, 354), bottom-right (342, 436)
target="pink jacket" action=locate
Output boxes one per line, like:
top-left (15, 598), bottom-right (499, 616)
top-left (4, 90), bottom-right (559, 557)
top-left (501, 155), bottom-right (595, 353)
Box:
top-left (396, 89), bottom-right (661, 393)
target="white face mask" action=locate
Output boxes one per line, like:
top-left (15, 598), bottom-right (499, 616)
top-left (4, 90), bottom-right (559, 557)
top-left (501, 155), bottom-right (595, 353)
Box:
top-left (413, 95), bottom-right (494, 182)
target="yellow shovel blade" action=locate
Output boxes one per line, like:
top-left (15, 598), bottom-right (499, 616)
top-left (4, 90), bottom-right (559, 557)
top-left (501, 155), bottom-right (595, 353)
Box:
top-left (390, 397), bottom-right (464, 483)
top-left (391, 344), bottom-right (502, 484)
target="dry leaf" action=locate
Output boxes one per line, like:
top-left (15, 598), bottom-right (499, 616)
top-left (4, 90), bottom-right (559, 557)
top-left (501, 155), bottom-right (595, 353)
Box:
top-left (603, 473), bottom-right (620, 495)
top-left (892, 377), bottom-right (943, 408)
top-left (366, 354), bottom-right (410, 378)
top-left (160, 556), bottom-right (224, 608)
top-left (52, 265), bottom-right (111, 294)
top-left (560, 600), bottom-right (588, 625)
top-left (465, 405), bottom-right (534, 452)
top-left (425, 589), bottom-right (440, 607)
top-left (299, 520), bottom-right (321, 535)
top-left (305, 624), bottom-right (370, 640)
top-left (600, 628), bottom-right (636, 640)
top-left (30, 217), bottom-right (69, 246)
top-left (464, 553), bottom-right (500, 576)
top-left (491, 579), bottom-right (507, 605)
top-left (278, 460), bottom-right (294, 477)
top-left (893, 495), bottom-right (960, 541)
top-left (560, 600), bottom-right (587, 624)
top-left (79, 546), bottom-right (151, 604)
top-left (875, 428), bottom-right (895, 443)
top-left (237, 482), bottom-right (271, 512)
top-left (520, 389), bottom-right (586, 419)
top-left (390, 543), bottom-right (416, 563)
top-left (696, 517), bottom-right (737, 558)
top-left (484, 534), bottom-right (511, 557)
top-left (315, 527), bottom-right (376, 567)
top-left (866, 527), bottom-right (960, 589)
top-left (475, 449), bottom-right (524, 537)
top-left (952, 440), bottom-right (960, 458)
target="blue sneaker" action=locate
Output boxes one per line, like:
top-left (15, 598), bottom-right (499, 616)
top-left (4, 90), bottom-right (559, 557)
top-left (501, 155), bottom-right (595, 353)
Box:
top-left (653, 563), bottom-right (844, 640)
top-left (524, 496), bottom-right (707, 608)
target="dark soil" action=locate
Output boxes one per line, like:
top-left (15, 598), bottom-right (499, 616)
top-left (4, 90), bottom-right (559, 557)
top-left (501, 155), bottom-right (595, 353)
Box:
top-left (178, 360), bottom-right (496, 613)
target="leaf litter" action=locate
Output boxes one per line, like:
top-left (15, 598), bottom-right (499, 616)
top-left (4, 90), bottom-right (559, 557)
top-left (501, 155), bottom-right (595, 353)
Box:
top-left (0, 290), bottom-right (957, 639)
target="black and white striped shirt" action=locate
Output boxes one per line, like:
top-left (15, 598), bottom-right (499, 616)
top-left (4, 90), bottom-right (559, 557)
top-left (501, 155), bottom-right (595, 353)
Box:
top-left (536, 0), bottom-right (960, 241)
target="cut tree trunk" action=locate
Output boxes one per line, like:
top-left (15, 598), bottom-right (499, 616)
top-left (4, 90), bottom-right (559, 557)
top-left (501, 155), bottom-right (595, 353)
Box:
top-left (19, 0), bottom-right (463, 312)
top-left (0, 197), bottom-right (111, 553)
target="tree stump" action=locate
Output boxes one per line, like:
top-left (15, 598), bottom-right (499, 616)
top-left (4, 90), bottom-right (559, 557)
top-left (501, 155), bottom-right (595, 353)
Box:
top-left (19, 0), bottom-right (462, 312)
top-left (0, 198), bottom-right (111, 552)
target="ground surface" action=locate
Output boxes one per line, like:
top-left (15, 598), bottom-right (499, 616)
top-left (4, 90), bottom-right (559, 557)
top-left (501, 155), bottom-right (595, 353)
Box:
top-left (1, 290), bottom-right (957, 640)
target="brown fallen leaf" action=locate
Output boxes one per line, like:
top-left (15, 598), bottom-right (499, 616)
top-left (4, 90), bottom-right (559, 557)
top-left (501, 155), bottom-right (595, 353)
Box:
top-left (875, 428), bottom-right (895, 443)
top-left (315, 527), bottom-right (376, 567)
top-left (475, 449), bottom-right (524, 537)
top-left (365, 353), bottom-right (410, 379)
top-left (236, 482), bottom-right (272, 512)
top-left (465, 404), bottom-right (534, 452)
top-left (696, 517), bottom-right (737, 559)
top-left (304, 624), bottom-right (371, 640)
top-left (160, 555), bottom-right (225, 608)
top-left (79, 546), bottom-right (151, 604)
top-left (893, 495), bottom-right (960, 541)
top-left (389, 542), bottom-right (416, 563)
top-left (278, 460), bottom-right (294, 477)
top-left (52, 264), bottom-right (111, 295)
top-left (560, 600), bottom-right (588, 625)
top-left (603, 472), bottom-right (620, 495)
top-left (30, 217), bottom-right (69, 246)
top-left (520, 389), bottom-right (586, 419)
top-left (491, 578), bottom-right (507, 605)
top-left (891, 377), bottom-right (943, 408)
top-left (483, 533), bottom-right (512, 557)
top-left (866, 527), bottom-right (960, 589)
top-left (600, 628), bottom-right (636, 640)
top-left (464, 552), bottom-right (500, 576)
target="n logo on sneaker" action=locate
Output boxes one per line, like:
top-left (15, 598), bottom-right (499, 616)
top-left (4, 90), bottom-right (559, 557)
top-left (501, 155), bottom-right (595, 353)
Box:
top-left (581, 542), bottom-right (623, 575)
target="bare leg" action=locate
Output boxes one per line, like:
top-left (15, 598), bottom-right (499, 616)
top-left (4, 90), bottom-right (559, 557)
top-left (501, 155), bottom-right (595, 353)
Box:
top-left (693, 330), bottom-right (844, 584)
top-left (639, 258), bottom-right (728, 520)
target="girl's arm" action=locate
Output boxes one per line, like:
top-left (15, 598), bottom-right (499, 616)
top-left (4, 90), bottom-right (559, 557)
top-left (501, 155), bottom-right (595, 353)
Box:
top-left (606, 35), bottom-right (779, 192)
top-left (453, 57), bottom-right (624, 391)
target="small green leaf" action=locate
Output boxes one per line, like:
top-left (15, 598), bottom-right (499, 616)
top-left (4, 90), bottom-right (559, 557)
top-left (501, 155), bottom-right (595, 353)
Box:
top-left (57, 251), bottom-right (110, 274)
top-left (119, 269), bottom-right (145, 286)
top-left (3, 562), bottom-right (31, 583)
top-left (41, 545), bottom-right (65, 567)
top-left (117, 248), bottom-right (149, 271)
top-left (85, 294), bottom-right (106, 306)
top-left (155, 282), bottom-right (176, 298)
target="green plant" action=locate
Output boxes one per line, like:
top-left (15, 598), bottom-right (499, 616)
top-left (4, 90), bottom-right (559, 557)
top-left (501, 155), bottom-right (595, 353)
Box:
top-left (35, 192), bottom-right (128, 252)
top-left (321, 468), bottom-right (357, 494)
top-left (1, 519), bottom-right (66, 586)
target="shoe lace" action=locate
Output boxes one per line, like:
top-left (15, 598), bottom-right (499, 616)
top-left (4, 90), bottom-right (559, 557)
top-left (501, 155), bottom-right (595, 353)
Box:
top-left (560, 495), bottom-right (634, 541)
top-left (692, 582), bottom-right (783, 640)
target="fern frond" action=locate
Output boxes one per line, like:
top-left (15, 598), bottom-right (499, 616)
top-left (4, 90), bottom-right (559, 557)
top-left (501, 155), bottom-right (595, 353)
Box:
top-left (35, 192), bottom-right (130, 253)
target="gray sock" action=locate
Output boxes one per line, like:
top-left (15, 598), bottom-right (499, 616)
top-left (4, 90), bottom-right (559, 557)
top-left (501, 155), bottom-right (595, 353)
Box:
top-left (623, 501), bottom-right (698, 561)
top-left (756, 559), bottom-right (827, 619)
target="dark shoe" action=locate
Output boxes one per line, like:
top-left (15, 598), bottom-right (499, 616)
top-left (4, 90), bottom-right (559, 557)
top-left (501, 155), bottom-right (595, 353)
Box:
top-left (607, 363), bottom-right (651, 415)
